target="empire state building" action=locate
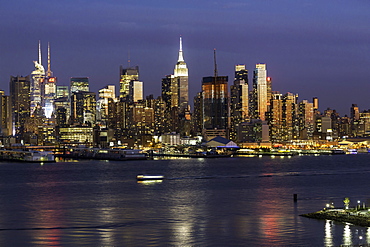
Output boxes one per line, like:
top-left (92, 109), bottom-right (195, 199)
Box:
top-left (173, 37), bottom-right (189, 112)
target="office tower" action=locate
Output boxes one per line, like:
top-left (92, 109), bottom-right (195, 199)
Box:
top-left (161, 74), bottom-right (179, 133)
top-left (56, 86), bottom-right (69, 99)
top-left (10, 76), bottom-right (31, 136)
top-left (202, 50), bottom-right (229, 138)
top-left (251, 64), bottom-right (268, 121)
top-left (173, 37), bottom-right (189, 112)
top-left (130, 81), bottom-right (143, 103)
top-left (70, 91), bottom-right (96, 125)
top-left (230, 64), bottom-right (249, 141)
top-left (97, 85), bottom-right (116, 127)
top-left (202, 76), bottom-right (229, 130)
top-left (42, 43), bottom-right (56, 118)
top-left (119, 66), bottom-right (139, 100)
top-left (70, 77), bottom-right (89, 94)
top-left (267, 92), bottom-right (298, 142)
top-left (30, 41), bottom-right (45, 117)
top-left (298, 100), bottom-right (314, 139)
top-left (0, 91), bottom-right (12, 136)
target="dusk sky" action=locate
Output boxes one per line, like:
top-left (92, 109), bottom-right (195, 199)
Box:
top-left (1, 0), bottom-right (369, 115)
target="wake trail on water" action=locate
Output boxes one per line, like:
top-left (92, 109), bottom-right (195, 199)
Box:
top-left (165, 168), bottom-right (370, 180)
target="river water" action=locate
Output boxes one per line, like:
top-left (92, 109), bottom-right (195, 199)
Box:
top-left (0, 154), bottom-right (369, 246)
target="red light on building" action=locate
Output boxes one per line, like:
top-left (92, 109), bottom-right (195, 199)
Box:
top-left (49, 77), bottom-right (56, 82)
top-left (267, 77), bottom-right (271, 81)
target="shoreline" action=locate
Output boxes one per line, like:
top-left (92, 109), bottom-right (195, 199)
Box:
top-left (301, 210), bottom-right (370, 227)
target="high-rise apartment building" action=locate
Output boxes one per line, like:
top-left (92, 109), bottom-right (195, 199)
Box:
top-left (230, 64), bottom-right (249, 141)
top-left (10, 76), bottom-right (31, 136)
top-left (251, 64), bottom-right (268, 121)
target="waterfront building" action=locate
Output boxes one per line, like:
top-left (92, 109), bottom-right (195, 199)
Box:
top-left (10, 75), bottom-right (31, 137)
top-left (70, 77), bottom-right (89, 94)
top-left (230, 64), bottom-right (249, 142)
top-left (0, 91), bottom-right (12, 136)
top-left (58, 126), bottom-right (94, 145)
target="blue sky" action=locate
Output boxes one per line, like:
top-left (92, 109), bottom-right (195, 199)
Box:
top-left (0, 0), bottom-right (369, 115)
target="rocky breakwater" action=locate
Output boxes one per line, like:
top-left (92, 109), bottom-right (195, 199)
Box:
top-left (301, 209), bottom-right (370, 227)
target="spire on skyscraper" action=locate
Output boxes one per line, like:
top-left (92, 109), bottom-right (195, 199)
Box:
top-left (47, 42), bottom-right (53, 77)
top-left (177, 36), bottom-right (184, 62)
top-left (214, 48), bottom-right (218, 77)
top-left (38, 40), bottom-right (42, 65)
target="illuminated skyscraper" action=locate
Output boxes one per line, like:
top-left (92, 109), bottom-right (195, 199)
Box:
top-left (251, 64), bottom-right (268, 121)
top-left (10, 75), bottom-right (31, 136)
top-left (42, 43), bottom-right (56, 118)
top-left (230, 64), bottom-right (249, 141)
top-left (30, 41), bottom-right (45, 117)
top-left (202, 50), bottom-right (229, 138)
top-left (173, 37), bottom-right (189, 112)
top-left (70, 77), bottom-right (89, 94)
top-left (119, 66), bottom-right (139, 100)
top-left (70, 91), bottom-right (96, 125)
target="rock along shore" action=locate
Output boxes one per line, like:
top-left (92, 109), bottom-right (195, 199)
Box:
top-left (301, 210), bottom-right (370, 227)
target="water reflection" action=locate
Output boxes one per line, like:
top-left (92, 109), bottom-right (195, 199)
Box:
top-left (343, 223), bottom-right (352, 246)
top-left (324, 220), bottom-right (333, 247)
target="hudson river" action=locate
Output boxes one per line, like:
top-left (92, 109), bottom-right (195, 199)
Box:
top-left (0, 154), bottom-right (369, 246)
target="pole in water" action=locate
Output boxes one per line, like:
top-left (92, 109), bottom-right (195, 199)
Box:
top-left (294, 194), bottom-right (298, 202)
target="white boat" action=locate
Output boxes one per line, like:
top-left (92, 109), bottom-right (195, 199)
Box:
top-left (137, 175), bottom-right (165, 181)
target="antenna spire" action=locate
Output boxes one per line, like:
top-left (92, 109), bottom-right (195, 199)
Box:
top-left (38, 40), bottom-right (42, 65)
top-left (128, 49), bottom-right (131, 67)
top-left (47, 42), bottom-right (52, 77)
top-left (214, 48), bottom-right (218, 77)
top-left (177, 36), bottom-right (184, 62)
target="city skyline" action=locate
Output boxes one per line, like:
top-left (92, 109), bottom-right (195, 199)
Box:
top-left (1, 0), bottom-right (370, 115)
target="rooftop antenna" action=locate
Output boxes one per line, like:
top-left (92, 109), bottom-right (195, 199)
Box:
top-left (38, 40), bottom-right (42, 65)
top-left (213, 48), bottom-right (218, 77)
top-left (47, 42), bottom-right (52, 77)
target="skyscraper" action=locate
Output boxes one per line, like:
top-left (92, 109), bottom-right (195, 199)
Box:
top-left (43, 43), bottom-right (56, 118)
top-left (70, 77), bottom-right (89, 94)
top-left (119, 66), bottom-right (139, 100)
top-left (30, 41), bottom-right (45, 117)
top-left (251, 64), bottom-right (268, 121)
top-left (173, 37), bottom-right (189, 112)
top-left (10, 76), bottom-right (31, 136)
top-left (230, 64), bottom-right (249, 141)
top-left (202, 75), bottom-right (229, 130)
